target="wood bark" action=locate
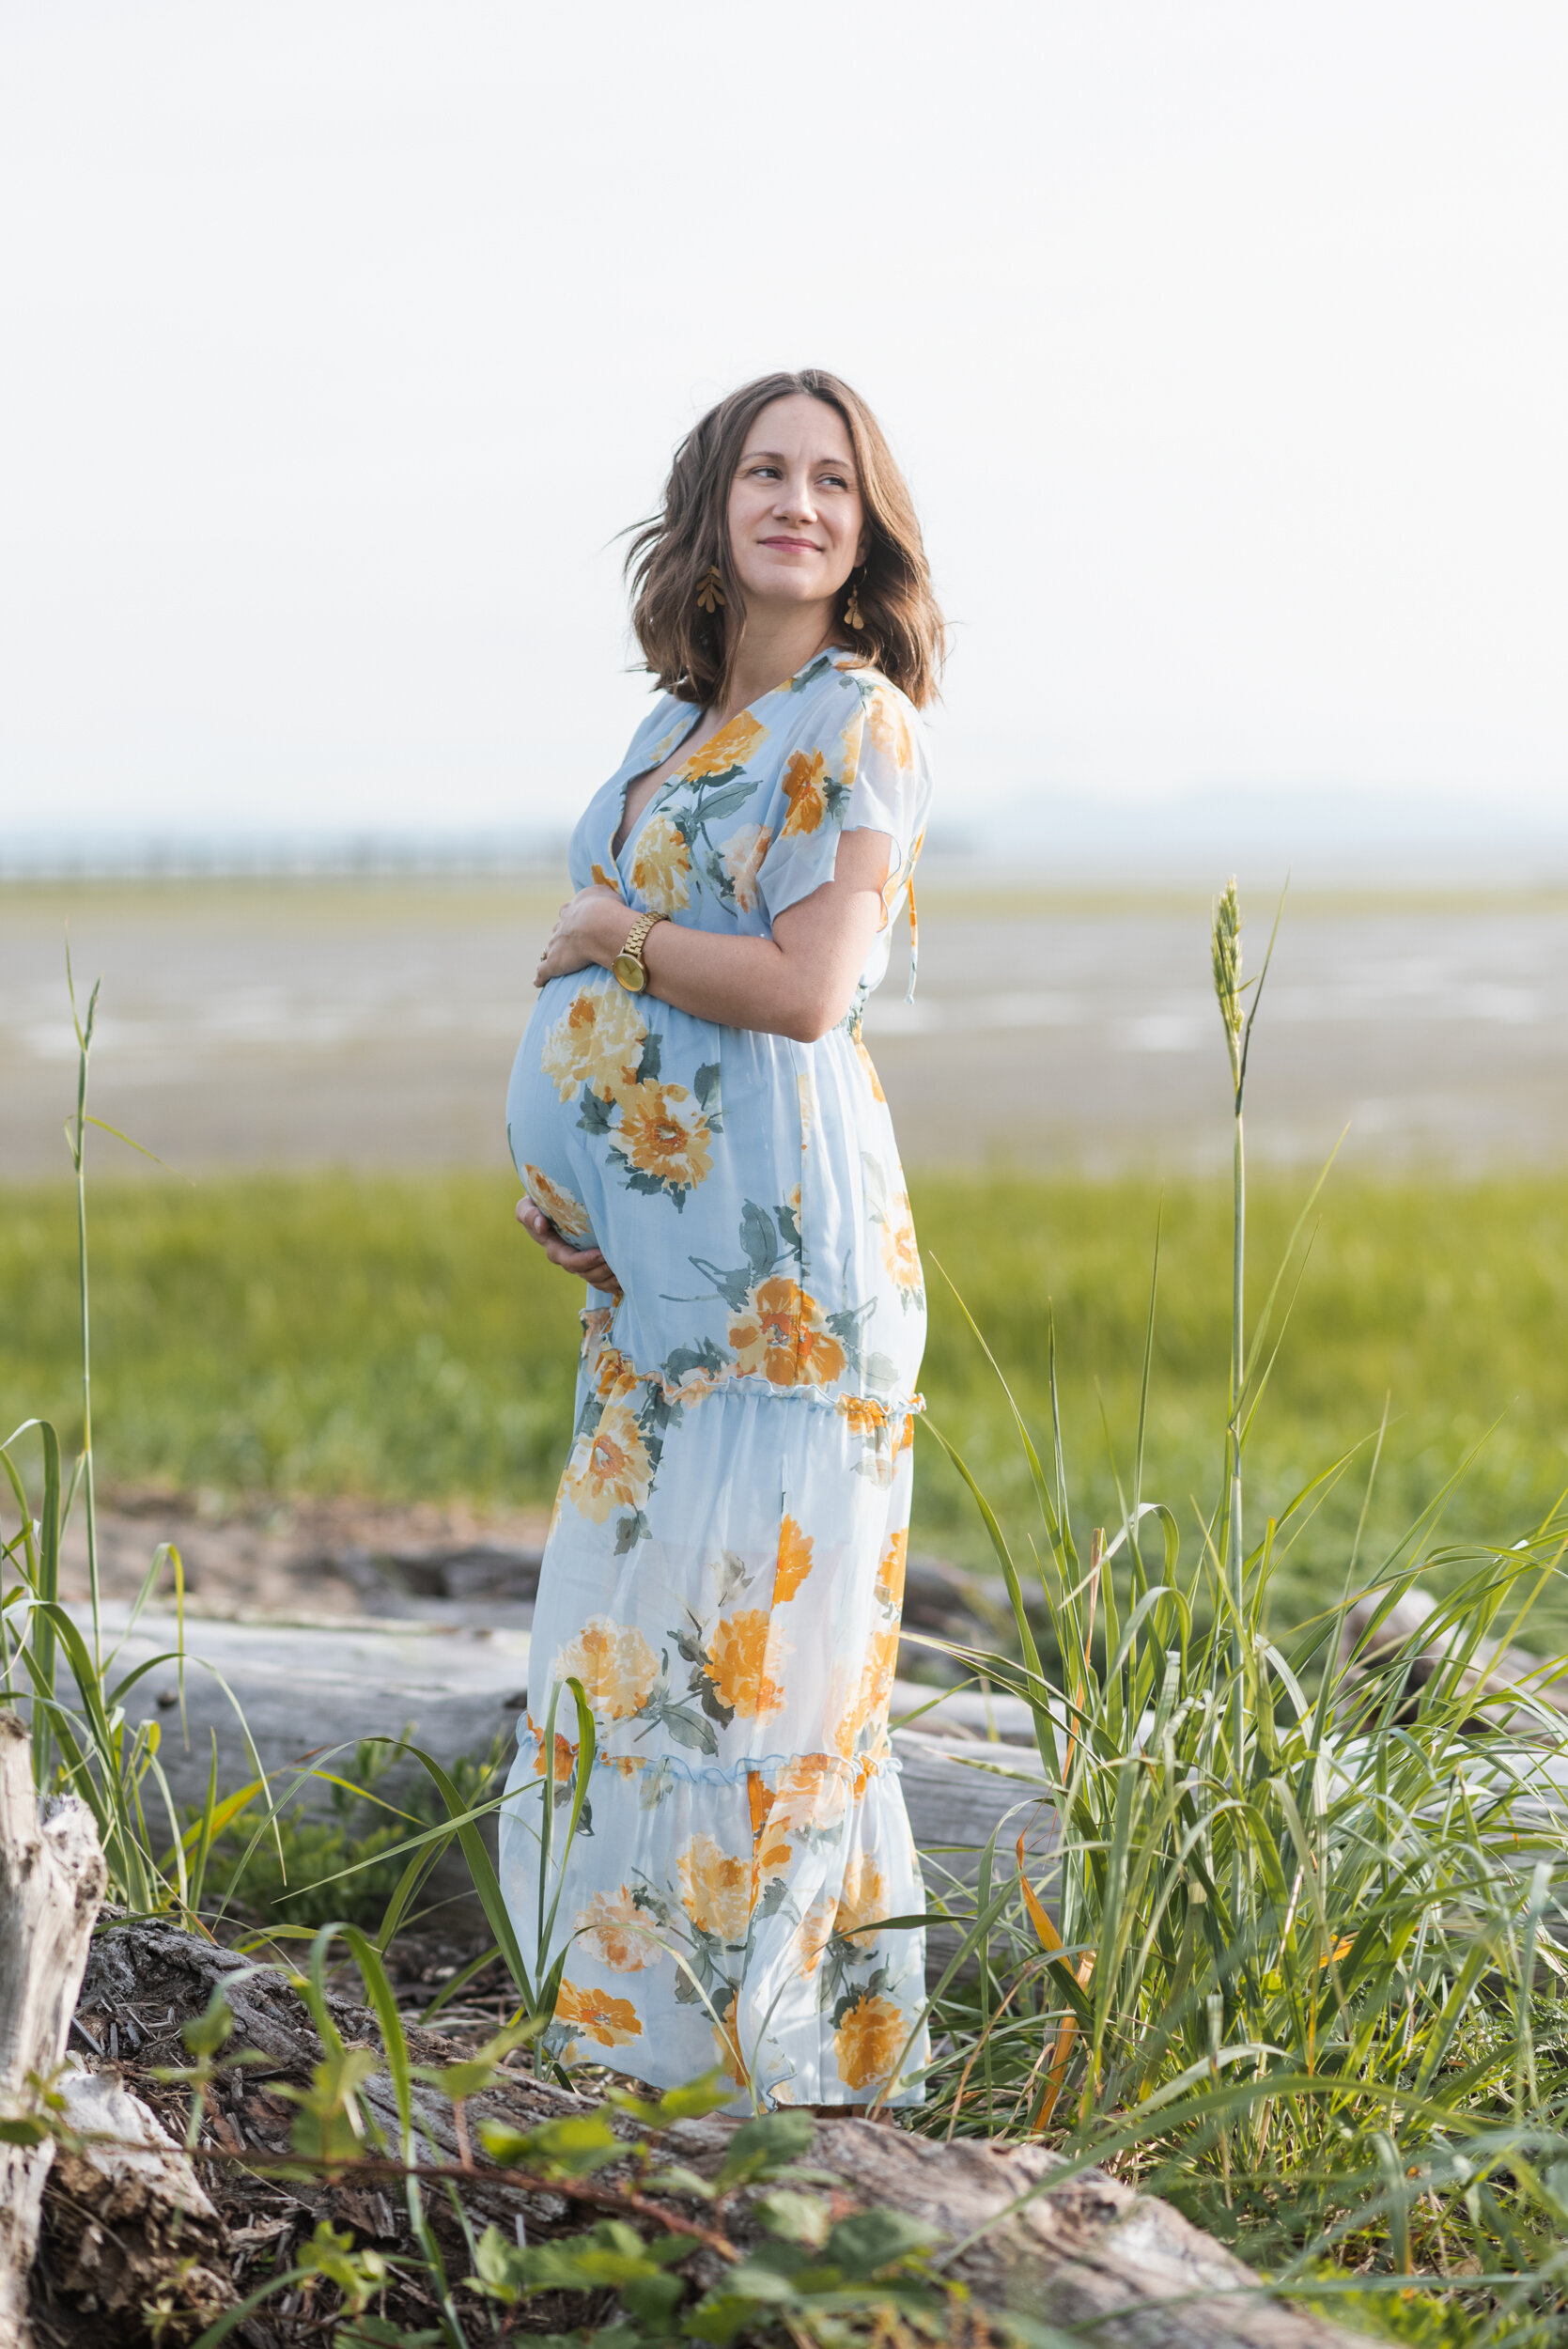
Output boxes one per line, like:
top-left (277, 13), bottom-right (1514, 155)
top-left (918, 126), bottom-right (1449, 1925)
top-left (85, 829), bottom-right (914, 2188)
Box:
top-left (70, 1920), bottom-right (1372, 2349)
top-left (0, 1712), bottom-right (107, 2349)
top-left (57, 1610), bottom-right (1063, 1966)
top-left (42, 2069), bottom-right (233, 2337)
top-left (1343, 1583), bottom-right (1568, 1729)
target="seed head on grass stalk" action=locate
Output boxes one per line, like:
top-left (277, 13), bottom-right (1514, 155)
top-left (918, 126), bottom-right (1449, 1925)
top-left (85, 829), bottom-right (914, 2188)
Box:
top-left (1212, 877), bottom-right (1245, 1104)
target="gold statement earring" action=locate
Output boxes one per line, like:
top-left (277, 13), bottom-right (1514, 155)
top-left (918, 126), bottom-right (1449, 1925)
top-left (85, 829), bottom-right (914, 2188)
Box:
top-left (843, 575), bottom-right (865, 631)
top-left (696, 565), bottom-right (726, 614)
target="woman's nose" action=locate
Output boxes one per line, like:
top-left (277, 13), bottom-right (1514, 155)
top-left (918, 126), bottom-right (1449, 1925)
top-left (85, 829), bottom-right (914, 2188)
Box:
top-left (774, 474), bottom-right (816, 521)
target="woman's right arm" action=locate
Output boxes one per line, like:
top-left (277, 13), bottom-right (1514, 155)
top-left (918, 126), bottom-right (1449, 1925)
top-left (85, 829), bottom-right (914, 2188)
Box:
top-left (532, 827), bottom-right (892, 1044)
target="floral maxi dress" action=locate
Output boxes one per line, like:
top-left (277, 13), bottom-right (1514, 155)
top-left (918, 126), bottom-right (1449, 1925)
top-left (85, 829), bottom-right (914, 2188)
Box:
top-left (499, 649), bottom-right (931, 2109)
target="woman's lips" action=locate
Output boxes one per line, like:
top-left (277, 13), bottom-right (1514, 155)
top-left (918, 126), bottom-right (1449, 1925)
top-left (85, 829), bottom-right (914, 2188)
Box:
top-left (760, 536), bottom-right (820, 552)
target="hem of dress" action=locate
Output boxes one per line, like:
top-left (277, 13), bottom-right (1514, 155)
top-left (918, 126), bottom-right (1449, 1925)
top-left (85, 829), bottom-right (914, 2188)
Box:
top-left (567, 2046), bottom-right (926, 2113)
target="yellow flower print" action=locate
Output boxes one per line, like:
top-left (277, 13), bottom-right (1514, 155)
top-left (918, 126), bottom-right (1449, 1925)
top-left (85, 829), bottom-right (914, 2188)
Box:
top-left (768, 1753), bottom-right (849, 1841)
top-left (835, 1624), bottom-right (900, 1757)
top-left (555, 1980), bottom-right (643, 2049)
top-left (593, 1345), bottom-right (641, 1406)
top-left (851, 1018), bottom-right (886, 1103)
top-left (577, 1885), bottom-right (657, 1971)
top-left (833, 1990), bottom-right (906, 2091)
top-left (875, 1527), bottom-right (908, 1610)
top-left (613, 1081), bottom-right (713, 1192)
top-left (580, 1303), bottom-right (615, 1362)
top-left (677, 1832), bottom-right (753, 1941)
top-left (834, 1853), bottom-right (888, 1949)
top-left (861, 1623), bottom-right (900, 1725)
top-left (728, 1277), bottom-right (847, 1390)
top-left (836, 1393), bottom-right (887, 1439)
top-left (839, 715), bottom-right (862, 793)
top-left (711, 1991), bottom-right (750, 2088)
top-left (781, 747), bottom-right (828, 835)
top-left (704, 1610), bottom-right (789, 1720)
top-left (867, 686), bottom-right (914, 771)
top-left (748, 1771), bottom-right (792, 1881)
top-left (720, 821), bottom-right (771, 913)
top-left (772, 1515), bottom-right (815, 1605)
top-left (540, 986), bottom-right (646, 1103)
top-left (528, 1719), bottom-right (577, 1784)
top-left (523, 1165), bottom-right (594, 1244)
top-left (564, 1405), bottom-right (652, 1525)
top-left (590, 861), bottom-right (625, 895)
top-left (555, 1614), bottom-right (659, 1719)
top-left (683, 710), bottom-right (765, 779)
top-left (878, 1190), bottom-right (922, 1299)
top-left (796, 1892), bottom-right (836, 1976)
top-left (630, 815), bottom-right (691, 913)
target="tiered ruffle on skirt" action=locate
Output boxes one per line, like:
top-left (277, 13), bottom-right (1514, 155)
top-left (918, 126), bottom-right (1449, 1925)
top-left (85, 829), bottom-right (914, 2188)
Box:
top-left (498, 1332), bottom-right (929, 2112)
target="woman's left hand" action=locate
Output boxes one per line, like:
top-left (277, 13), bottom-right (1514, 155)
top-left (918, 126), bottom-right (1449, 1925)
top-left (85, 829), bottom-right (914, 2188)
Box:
top-left (533, 887), bottom-right (637, 988)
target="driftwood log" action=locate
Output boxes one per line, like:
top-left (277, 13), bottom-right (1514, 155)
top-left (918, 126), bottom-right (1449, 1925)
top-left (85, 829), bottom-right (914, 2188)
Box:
top-left (65, 1919), bottom-right (1370, 2349)
top-left (58, 1607), bottom-right (1061, 1966)
top-left (42, 2067), bottom-right (234, 2338)
top-left (1342, 1584), bottom-right (1568, 1730)
top-left (0, 1714), bottom-right (106, 2349)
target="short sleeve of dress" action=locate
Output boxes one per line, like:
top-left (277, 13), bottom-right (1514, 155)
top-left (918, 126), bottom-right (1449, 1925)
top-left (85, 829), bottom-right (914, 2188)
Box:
top-left (756, 675), bottom-right (930, 926)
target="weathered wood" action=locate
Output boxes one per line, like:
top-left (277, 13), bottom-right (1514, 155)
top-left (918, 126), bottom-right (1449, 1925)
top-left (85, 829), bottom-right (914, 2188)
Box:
top-left (1343, 1584), bottom-right (1568, 1729)
top-left (75, 1920), bottom-right (1370, 2349)
top-left (42, 2068), bottom-right (234, 2336)
top-left (55, 1610), bottom-right (1063, 1965)
top-left (0, 1712), bottom-right (107, 2349)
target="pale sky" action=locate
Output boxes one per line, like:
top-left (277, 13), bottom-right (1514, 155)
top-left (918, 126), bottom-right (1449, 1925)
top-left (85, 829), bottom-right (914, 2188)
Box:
top-left (2, 0), bottom-right (1564, 840)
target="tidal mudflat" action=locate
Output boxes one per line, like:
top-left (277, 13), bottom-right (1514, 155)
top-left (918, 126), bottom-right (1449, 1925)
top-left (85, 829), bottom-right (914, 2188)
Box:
top-left (5, 873), bottom-right (1568, 1176)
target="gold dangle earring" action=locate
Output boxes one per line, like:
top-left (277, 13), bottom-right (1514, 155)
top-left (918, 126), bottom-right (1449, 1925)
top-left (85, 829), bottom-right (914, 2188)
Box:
top-left (696, 565), bottom-right (726, 614)
top-left (844, 573), bottom-right (865, 631)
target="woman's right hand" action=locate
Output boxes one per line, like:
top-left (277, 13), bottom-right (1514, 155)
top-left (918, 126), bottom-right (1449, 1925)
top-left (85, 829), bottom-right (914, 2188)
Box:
top-left (516, 1199), bottom-right (620, 1294)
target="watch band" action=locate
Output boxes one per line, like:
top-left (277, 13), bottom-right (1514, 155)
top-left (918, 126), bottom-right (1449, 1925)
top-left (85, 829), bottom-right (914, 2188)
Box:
top-left (613, 909), bottom-right (667, 990)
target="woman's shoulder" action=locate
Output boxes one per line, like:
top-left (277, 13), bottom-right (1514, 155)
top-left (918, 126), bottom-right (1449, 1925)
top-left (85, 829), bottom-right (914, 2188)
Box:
top-left (782, 653), bottom-right (927, 753)
top-left (625, 691), bottom-right (693, 769)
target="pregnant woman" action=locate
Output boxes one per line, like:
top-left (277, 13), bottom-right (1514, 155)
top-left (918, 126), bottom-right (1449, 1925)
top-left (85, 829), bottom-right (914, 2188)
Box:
top-left (500, 368), bottom-right (943, 2112)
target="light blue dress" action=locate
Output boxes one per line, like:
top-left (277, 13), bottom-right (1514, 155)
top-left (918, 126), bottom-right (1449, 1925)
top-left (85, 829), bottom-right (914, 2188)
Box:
top-left (499, 649), bottom-right (931, 2108)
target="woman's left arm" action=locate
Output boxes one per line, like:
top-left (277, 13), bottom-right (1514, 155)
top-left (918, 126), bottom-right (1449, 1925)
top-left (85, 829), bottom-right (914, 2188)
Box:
top-left (532, 828), bottom-right (892, 1045)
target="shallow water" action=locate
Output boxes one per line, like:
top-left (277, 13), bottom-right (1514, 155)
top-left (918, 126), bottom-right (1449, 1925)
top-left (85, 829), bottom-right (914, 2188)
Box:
top-left (5, 876), bottom-right (1568, 1177)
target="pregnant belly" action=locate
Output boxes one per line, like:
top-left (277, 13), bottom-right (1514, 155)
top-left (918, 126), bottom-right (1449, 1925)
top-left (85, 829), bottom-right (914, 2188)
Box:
top-left (505, 978), bottom-right (616, 1252)
top-left (505, 972), bottom-right (725, 1260)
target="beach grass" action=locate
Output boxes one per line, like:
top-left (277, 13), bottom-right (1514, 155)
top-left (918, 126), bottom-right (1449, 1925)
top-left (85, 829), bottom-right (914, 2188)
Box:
top-left (4, 1163), bottom-right (1567, 1645)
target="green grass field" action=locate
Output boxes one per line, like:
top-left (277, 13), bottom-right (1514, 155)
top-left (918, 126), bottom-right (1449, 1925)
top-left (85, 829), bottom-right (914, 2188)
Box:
top-left (5, 1164), bottom-right (1568, 1644)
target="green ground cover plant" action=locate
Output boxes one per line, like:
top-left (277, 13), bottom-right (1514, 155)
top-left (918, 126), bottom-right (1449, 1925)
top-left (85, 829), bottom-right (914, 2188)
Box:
top-left (3, 1159), bottom-right (1567, 1643)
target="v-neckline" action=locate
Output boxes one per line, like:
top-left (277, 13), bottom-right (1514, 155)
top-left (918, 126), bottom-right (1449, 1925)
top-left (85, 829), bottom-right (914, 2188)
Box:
top-left (609, 647), bottom-right (848, 869)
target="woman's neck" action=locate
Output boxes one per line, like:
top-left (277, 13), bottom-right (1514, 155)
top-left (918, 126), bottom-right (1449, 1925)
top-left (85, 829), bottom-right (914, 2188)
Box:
top-left (718, 601), bottom-right (839, 719)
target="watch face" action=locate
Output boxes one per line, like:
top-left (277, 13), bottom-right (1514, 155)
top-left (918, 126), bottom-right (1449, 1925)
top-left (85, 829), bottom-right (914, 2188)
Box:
top-left (613, 952), bottom-right (646, 992)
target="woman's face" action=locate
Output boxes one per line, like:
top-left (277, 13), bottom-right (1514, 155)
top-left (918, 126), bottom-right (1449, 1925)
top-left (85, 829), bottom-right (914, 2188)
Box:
top-left (726, 393), bottom-right (867, 617)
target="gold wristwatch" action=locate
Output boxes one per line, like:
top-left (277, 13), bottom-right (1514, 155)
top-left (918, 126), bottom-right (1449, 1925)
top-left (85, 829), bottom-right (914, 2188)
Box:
top-left (613, 910), bottom-right (668, 993)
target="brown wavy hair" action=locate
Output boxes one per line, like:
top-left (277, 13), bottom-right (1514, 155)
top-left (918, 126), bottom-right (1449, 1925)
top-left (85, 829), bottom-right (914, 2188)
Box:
top-left (626, 369), bottom-right (946, 710)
